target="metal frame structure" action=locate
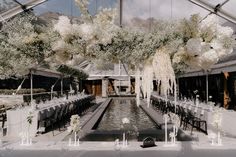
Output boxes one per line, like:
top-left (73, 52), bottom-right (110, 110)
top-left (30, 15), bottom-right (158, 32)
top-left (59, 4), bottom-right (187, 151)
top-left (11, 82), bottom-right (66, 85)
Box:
top-left (0, 0), bottom-right (48, 22)
top-left (189, 0), bottom-right (236, 24)
top-left (29, 68), bottom-right (64, 107)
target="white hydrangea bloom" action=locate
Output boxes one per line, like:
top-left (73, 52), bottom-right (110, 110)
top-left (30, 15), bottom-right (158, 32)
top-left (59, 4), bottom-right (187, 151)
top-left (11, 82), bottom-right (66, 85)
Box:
top-left (54, 16), bottom-right (72, 39)
top-left (200, 14), bottom-right (218, 32)
top-left (217, 25), bottom-right (234, 38)
top-left (78, 23), bottom-right (95, 41)
top-left (199, 49), bottom-right (219, 70)
top-left (186, 38), bottom-right (202, 56)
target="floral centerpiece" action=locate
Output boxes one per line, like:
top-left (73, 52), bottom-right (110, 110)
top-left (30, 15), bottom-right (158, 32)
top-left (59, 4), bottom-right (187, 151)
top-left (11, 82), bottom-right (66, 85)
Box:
top-left (212, 108), bottom-right (223, 145)
top-left (67, 114), bottom-right (81, 146)
top-left (168, 113), bottom-right (180, 145)
top-left (121, 117), bottom-right (130, 147)
top-left (19, 110), bottom-right (34, 146)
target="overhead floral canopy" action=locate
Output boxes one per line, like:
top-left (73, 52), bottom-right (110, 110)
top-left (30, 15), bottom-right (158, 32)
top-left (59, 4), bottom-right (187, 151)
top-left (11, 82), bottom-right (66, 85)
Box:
top-left (0, 0), bottom-right (235, 105)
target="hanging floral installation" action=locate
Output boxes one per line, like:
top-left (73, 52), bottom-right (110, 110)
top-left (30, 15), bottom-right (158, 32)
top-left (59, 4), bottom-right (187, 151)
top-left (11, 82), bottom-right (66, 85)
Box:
top-left (0, 0), bottom-right (235, 106)
top-left (0, 12), bottom-right (57, 79)
top-left (51, 0), bottom-right (235, 106)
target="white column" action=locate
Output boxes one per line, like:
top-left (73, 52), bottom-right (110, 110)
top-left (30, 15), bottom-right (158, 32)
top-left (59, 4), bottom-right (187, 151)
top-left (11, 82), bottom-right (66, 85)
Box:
top-left (102, 79), bottom-right (108, 97)
top-left (206, 72), bottom-right (209, 103)
top-left (61, 78), bottom-right (63, 96)
top-left (30, 72), bottom-right (33, 107)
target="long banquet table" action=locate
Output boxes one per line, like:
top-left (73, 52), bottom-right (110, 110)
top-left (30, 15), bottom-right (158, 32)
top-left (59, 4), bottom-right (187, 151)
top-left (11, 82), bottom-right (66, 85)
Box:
top-left (151, 93), bottom-right (236, 136)
top-left (6, 94), bottom-right (94, 137)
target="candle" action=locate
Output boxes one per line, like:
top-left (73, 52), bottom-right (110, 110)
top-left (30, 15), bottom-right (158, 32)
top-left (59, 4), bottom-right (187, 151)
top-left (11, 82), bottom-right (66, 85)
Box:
top-left (165, 116), bottom-right (167, 144)
top-left (69, 138), bottom-right (71, 146)
top-left (74, 132), bottom-right (77, 146)
top-left (21, 137), bottom-right (24, 145)
top-left (173, 126), bottom-right (176, 144)
top-left (123, 132), bottom-right (125, 146)
top-left (218, 131), bottom-right (221, 145)
top-left (27, 132), bottom-right (29, 145)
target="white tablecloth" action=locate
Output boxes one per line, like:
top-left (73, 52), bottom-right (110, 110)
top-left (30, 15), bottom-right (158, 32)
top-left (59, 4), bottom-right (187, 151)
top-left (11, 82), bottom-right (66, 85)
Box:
top-left (7, 107), bottom-right (38, 137)
top-left (152, 94), bottom-right (236, 136)
top-left (6, 95), bottom-right (93, 137)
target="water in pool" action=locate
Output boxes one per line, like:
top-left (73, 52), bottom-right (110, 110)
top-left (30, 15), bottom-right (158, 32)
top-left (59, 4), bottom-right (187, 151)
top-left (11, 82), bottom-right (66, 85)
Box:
top-left (80, 98), bottom-right (165, 141)
top-left (96, 98), bottom-right (158, 131)
top-left (78, 98), bottom-right (192, 141)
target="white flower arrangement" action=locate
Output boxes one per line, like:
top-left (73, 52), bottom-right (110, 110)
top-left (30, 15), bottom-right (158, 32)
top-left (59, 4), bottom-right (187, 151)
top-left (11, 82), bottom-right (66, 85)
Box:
top-left (1, 1), bottom-right (235, 105)
top-left (122, 117), bottom-right (130, 124)
top-left (27, 111), bottom-right (34, 125)
top-left (175, 14), bottom-right (235, 71)
top-left (67, 114), bottom-right (81, 133)
top-left (212, 109), bottom-right (222, 129)
top-left (169, 113), bottom-right (181, 128)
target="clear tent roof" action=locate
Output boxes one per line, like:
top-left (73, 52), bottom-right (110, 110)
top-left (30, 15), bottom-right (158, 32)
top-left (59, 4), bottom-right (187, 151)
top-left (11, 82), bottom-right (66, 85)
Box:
top-left (0, 0), bottom-right (236, 76)
top-left (1, 0), bottom-right (236, 24)
top-left (0, 0), bottom-right (18, 14)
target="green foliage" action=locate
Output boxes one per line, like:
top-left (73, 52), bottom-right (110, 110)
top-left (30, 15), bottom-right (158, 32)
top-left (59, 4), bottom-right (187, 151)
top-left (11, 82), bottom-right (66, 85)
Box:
top-left (57, 65), bottom-right (88, 80)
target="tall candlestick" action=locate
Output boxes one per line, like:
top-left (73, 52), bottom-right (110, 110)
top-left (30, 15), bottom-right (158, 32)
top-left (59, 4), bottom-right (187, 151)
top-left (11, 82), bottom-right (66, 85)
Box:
top-left (69, 138), bottom-right (71, 146)
top-left (173, 125), bottom-right (176, 144)
top-left (74, 132), bottom-right (77, 146)
top-left (218, 131), bottom-right (221, 145)
top-left (27, 132), bottom-right (29, 145)
top-left (165, 116), bottom-right (167, 144)
top-left (123, 132), bottom-right (125, 146)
